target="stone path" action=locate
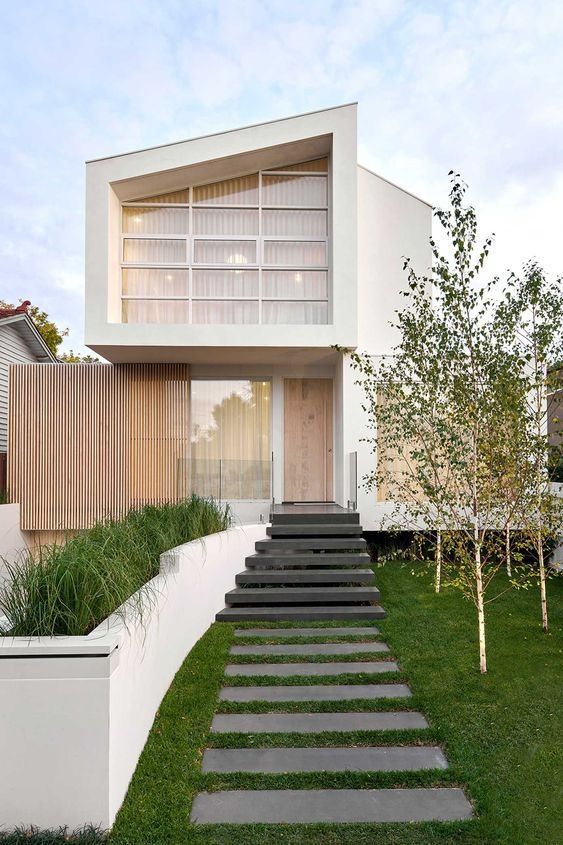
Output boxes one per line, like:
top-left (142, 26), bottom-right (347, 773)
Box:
top-left (190, 623), bottom-right (473, 826)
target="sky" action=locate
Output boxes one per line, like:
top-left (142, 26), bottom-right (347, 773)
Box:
top-left (0, 0), bottom-right (561, 356)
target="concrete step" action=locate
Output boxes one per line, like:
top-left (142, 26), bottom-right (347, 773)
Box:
top-left (271, 510), bottom-right (360, 525)
top-left (256, 538), bottom-right (367, 552)
top-left (236, 569), bottom-right (375, 585)
top-left (267, 524), bottom-right (363, 537)
top-left (230, 642), bottom-right (389, 656)
top-left (210, 711), bottom-right (429, 733)
top-left (224, 661), bottom-right (398, 677)
top-left (225, 586), bottom-right (381, 605)
top-left (216, 605), bottom-right (386, 622)
top-left (234, 626), bottom-right (380, 637)
top-left (190, 787), bottom-right (473, 824)
top-left (202, 746), bottom-right (448, 774)
top-left (245, 553), bottom-right (371, 568)
top-left (219, 684), bottom-right (411, 702)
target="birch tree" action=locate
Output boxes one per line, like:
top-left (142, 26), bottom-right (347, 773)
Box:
top-left (347, 174), bottom-right (528, 673)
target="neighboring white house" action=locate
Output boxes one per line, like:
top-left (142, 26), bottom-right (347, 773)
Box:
top-left (9, 104), bottom-right (432, 535)
top-left (0, 306), bottom-right (56, 455)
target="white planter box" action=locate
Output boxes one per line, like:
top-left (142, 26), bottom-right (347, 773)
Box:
top-left (0, 523), bottom-right (266, 831)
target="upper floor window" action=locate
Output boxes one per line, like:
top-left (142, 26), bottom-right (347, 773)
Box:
top-left (120, 158), bottom-right (329, 325)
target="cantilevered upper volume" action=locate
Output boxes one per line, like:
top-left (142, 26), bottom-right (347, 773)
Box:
top-left (85, 103), bottom-right (359, 364)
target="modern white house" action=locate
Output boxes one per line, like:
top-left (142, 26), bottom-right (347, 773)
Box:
top-left (8, 103), bottom-right (432, 537)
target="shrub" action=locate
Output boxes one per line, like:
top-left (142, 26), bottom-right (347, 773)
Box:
top-left (0, 496), bottom-right (230, 638)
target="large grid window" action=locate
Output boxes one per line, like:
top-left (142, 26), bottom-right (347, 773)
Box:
top-left (120, 157), bottom-right (329, 325)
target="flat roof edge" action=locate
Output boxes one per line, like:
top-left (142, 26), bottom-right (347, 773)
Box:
top-left (86, 103), bottom-right (358, 164)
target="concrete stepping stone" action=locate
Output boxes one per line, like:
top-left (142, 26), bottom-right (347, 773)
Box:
top-left (219, 683), bottom-right (412, 702)
top-left (230, 642), bottom-right (389, 656)
top-left (190, 787), bottom-right (473, 823)
top-left (211, 711), bottom-right (429, 733)
top-left (202, 745), bottom-right (448, 773)
top-left (224, 661), bottom-right (398, 677)
top-left (234, 627), bottom-right (380, 637)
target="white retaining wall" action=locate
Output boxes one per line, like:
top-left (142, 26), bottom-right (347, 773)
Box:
top-left (0, 523), bottom-right (266, 831)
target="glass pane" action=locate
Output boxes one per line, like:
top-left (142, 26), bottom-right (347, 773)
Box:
top-left (193, 208), bottom-right (258, 235)
top-left (269, 158), bottom-right (329, 172)
top-left (122, 268), bottom-right (188, 297)
top-left (127, 189), bottom-right (189, 203)
top-left (194, 174), bottom-right (258, 205)
top-left (262, 174), bottom-right (327, 206)
top-left (263, 240), bottom-right (327, 266)
top-left (194, 240), bottom-right (256, 265)
top-left (192, 269), bottom-right (258, 298)
top-left (122, 207), bottom-right (189, 235)
top-left (123, 238), bottom-right (186, 263)
top-left (262, 209), bottom-right (327, 237)
top-left (262, 301), bottom-right (328, 324)
top-left (189, 379), bottom-right (271, 499)
top-left (263, 270), bottom-right (327, 299)
top-left (122, 300), bottom-right (189, 323)
top-left (192, 300), bottom-right (258, 324)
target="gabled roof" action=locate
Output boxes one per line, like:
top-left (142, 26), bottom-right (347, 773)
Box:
top-left (0, 312), bottom-right (57, 363)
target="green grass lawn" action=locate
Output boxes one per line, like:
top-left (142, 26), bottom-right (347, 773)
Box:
top-left (8, 563), bottom-right (560, 844)
top-left (105, 562), bottom-right (562, 845)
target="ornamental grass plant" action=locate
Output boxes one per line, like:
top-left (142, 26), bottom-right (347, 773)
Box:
top-left (0, 495), bottom-right (230, 638)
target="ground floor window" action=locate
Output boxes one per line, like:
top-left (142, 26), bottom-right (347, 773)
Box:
top-left (188, 379), bottom-right (271, 499)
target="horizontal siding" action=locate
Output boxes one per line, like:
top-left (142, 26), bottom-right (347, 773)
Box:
top-left (0, 325), bottom-right (38, 452)
top-left (9, 363), bottom-right (190, 530)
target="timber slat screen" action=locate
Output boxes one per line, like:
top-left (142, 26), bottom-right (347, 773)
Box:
top-left (8, 363), bottom-right (190, 531)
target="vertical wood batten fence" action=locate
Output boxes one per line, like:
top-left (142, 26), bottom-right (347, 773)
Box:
top-left (8, 364), bottom-right (190, 531)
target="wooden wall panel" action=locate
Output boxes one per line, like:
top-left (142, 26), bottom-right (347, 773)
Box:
top-left (8, 364), bottom-right (189, 531)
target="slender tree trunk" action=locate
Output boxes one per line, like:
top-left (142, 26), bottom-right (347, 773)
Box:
top-left (506, 522), bottom-right (511, 577)
top-left (435, 529), bottom-right (442, 593)
top-left (534, 371), bottom-right (549, 632)
top-left (475, 541), bottom-right (487, 673)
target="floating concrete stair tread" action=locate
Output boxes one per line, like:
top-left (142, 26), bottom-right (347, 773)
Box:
top-left (230, 641), bottom-right (389, 655)
top-left (215, 606), bottom-right (386, 622)
top-left (267, 524), bottom-right (363, 536)
top-left (270, 507), bottom-right (360, 523)
top-left (190, 787), bottom-right (473, 824)
top-left (245, 553), bottom-right (371, 568)
top-left (234, 626), bottom-right (380, 637)
top-left (219, 684), bottom-right (411, 702)
top-left (202, 746), bottom-right (448, 773)
top-left (224, 661), bottom-right (398, 676)
top-left (236, 569), bottom-right (375, 585)
top-left (210, 711), bottom-right (429, 733)
top-left (225, 586), bottom-right (381, 604)
top-left (256, 538), bottom-right (367, 551)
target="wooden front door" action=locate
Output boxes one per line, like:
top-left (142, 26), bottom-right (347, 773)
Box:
top-left (284, 378), bottom-right (333, 501)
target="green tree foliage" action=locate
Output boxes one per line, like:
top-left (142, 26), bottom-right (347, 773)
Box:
top-left (0, 299), bottom-right (97, 361)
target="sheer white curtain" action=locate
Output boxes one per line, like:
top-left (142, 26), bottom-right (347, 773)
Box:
top-left (192, 300), bottom-right (258, 324)
top-left (263, 209), bottom-right (327, 237)
top-left (194, 239), bottom-right (256, 265)
top-left (190, 380), bottom-right (271, 498)
top-left (262, 270), bottom-right (327, 299)
top-left (262, 301), bottom-right (327, 324)
top-left (123, 238), bottom-right (186, 263)
top-left (194, 175), bottom-right (258, 205)
top-left (122, 207), bottom-right (189, 235)
top-left (192, 269), bottom-right (258, 297)
top-left (122, 269), bottom-right (188, 297)
top-left (263, 240), bottom-right (326, 266)
top-left (122, 300), bottom-right (189, 323)
top-left (193, 208), bottom-right (258, 235)
top-left (262, 174), bottom-right (327, 206)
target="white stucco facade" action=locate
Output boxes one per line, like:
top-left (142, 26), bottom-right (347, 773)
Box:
top-left (83, 104), bottom-right (432, 530)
